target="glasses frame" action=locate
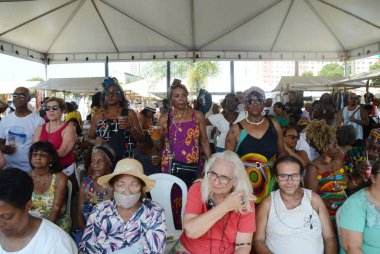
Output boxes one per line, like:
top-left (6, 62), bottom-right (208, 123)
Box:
top-left (44, 105), bottom-right (61, 111)
top-left (276, 173), bottom-right (302, 181)
top-left (12, 93), bottom-right (28, 99)
top-left (285, 135), bottom-right (300, 140)
top-left (104, 90), bottom-right (121, 96)
top-left (207, 170), bottom-right (235, 185)
top-left (246, 97), bottom-right (265, 105)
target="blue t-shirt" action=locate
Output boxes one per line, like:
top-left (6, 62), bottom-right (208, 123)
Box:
top-left (338, 188), bottom-right (380, 254)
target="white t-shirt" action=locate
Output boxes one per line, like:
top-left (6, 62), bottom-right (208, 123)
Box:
top-left (263, 106), bottom-right (275, 116)
top-left (208, 111), bottom-right (246, 149)
top-left (0, 112), bottom-right (45, 172)
top-left (0, 219), bottom-right (77, 254)
top-left (296, 133), bottom-right (319, 161)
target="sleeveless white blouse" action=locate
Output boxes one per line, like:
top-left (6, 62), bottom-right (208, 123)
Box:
top-left (266, 188), bottom-right (324, 254)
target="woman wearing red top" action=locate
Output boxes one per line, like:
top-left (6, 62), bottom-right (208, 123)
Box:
top-left (173, 150), bottom-right (256, 254)
top-left (33, 97), bottom-right (77, 189)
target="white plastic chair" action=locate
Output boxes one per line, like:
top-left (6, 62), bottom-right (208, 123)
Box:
top-left (66, 180), bottom-right (72, 217)
top-left (148, 173), bottom-right (188, 252)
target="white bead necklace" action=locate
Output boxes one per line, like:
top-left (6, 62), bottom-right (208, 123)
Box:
top-left (245, 116), bottom-right (264, 125)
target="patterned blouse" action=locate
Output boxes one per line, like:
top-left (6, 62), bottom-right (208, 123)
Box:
top-left (79, 199), bottom-right (167, 254)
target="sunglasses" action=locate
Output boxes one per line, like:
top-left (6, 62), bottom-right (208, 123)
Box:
top-left (104, 90), bottom-right (121, 96)
top-left (12, 93), bottom-right (28, 99)
top-left (246, 97), bottom-right (265, 105)
top-left (285, 135), bottom-right (300, 140)
top-left (44, 105), bottom-right (61, 111)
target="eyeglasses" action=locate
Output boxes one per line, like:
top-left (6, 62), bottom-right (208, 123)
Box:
top-left (12, 93), bottom-right (28, 99)
top-left (31, 152), bottom-right (49, 158)
top-left (246, 97), bottom-right (265, 105)
top-left (104, 90), bottom-right (121, 96)
top-left (115, 180), bottom-right (141, 193)
top-left (276, 173), bottom-right (302, 181)
top-left (285, 135), bottom-right (300, 140)
top-left (207, 170), bottom-right (235, 185)
top-left (91, 159), bottom-right (106, 165)
top-left (44, 105), bottom-right (60, 111)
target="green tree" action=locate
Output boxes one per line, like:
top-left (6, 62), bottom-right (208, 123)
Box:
top-left (27, 77), bottom-right (45, 82)
top-left (142, 61), bottom-right (219, 92)
top-left (369, 62), bottom-right (380, 85)
top-left (302, 70), bottom-right (313, 76)
top-left (318, 63), bottom-right (344, 77)
top-left (369, 62), bottom-right (380, 71)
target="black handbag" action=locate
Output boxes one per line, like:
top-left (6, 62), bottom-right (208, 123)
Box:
top-left (167, 113), bottom-right (199, 187)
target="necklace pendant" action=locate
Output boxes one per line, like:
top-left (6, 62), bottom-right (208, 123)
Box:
top-left (334, 181), bottom-right (340, 190)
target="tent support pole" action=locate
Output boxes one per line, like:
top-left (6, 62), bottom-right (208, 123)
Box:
top-left (166, 61), bottom-right (171, 100)
top-left (230, 61), bottom-right (235, 93)
top-left (105, 56), bottom-right (109, 77)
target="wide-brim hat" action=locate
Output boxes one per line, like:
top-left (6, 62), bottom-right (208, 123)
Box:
top-left (144, 103), bottom-right (156, 112)
top-left (97, 158), bottom-right (155, 192)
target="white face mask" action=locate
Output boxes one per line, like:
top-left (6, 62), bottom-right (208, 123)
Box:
top-left (114, 192), bottom-right (141, 209)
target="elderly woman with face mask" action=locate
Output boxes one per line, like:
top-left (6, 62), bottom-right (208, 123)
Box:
top-left (79, 158), bottom-right (167, 254)
top-left (173, 151), bottom-right (256, 254)
top-left (226, 86), bottom-right (286, 204)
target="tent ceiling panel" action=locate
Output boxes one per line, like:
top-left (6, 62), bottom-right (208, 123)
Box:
top-left (103, 0), bottom-right (192, 49)
top-left (273, 0), bottom-right (343, 52)
top-left (202, 0), bottom-right (289, 51)
top-left (312, 0), bottom-right (380, 50)
top-left (0, 0), bottom-right (380, 63)
top-left (0, 0), bottom-right (68, 34)
top-left (98, 1), bottom-right (187, 53)
top-left (1, 1), bottom-right (79, 53)
top-left (195, 0), bottom-right (281, 49)
top-left (49, 0), bottom-right (116, 53)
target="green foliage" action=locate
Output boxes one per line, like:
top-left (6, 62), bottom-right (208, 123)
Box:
top-left (369, 62), bottom-right (380, 85)
top-left (369, 62), bottom-right (380, 71)
top-left (302, 70), bottom-right (313, 77)
top-left (142, 61), bottom-right (219, 92)
top-left (318, 63), bottom-right (344, 77)
top-left (27, 77), bottom-right (45, 82)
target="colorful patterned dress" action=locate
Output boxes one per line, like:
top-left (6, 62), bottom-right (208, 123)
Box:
top-left (30, 174), bottom-right (71, 233)
top-left (161, 111), bottom-right (200, 229)
top-left (81, 176), bottom-right (113, 221)
top-left (311, 162), bottom-right (348, 220)
top-left (161, 111), bottom-right (200, 174)
top-left (235, 120), bottom-right (278, 204)
top-left (79, 199), bottom-right (167, 254)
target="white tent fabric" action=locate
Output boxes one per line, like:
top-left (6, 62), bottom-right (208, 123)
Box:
top-left (1, 0), bottom-right (380, 63)
top-left (332, 68), bottom-right (380, 85)
top-left (272, 76), bottom-right (365, 92)
top-left (31, 77), bottom-right (104, 93)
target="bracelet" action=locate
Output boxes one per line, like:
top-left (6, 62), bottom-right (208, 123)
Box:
top-left (235, 243), bottom-right (251, 247)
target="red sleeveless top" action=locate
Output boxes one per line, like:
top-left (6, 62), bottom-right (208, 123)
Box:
top-left (40, 123), bottom-right (74, 167)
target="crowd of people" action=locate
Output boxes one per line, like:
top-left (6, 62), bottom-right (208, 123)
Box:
top-left (0, 77), bottom-right (379, 254)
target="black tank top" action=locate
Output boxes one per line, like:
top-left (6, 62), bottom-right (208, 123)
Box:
top-left (236, 119), bottom-right (278, 160)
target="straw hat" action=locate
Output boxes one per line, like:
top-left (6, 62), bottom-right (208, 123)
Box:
top-left (97, 158), bottom-right (155, 192)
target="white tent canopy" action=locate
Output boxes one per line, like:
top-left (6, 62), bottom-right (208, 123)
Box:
top-left (272, 76), bottom-right (357, 92)
top-left (332, 68), bottom-right (380, 85)
top-left (1, 0), bottom-right (380, 64)
top-left (31, 77), bottom-right (104, 93)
